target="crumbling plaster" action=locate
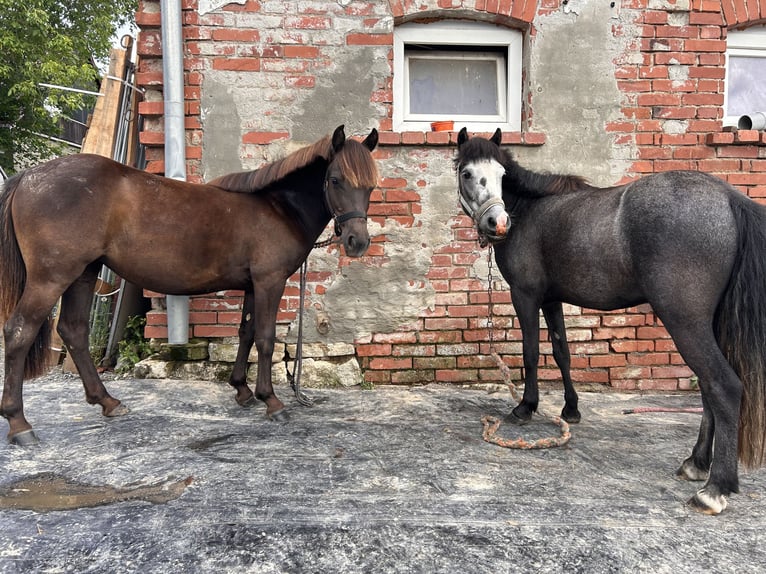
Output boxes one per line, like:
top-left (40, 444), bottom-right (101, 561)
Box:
top-left (198, 0), bottom-right (638, 350)
top-left (517, 1), bottom-right (636, 186)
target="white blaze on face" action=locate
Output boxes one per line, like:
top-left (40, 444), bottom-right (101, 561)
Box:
top-left (459, 158), bottom-right (509, 238)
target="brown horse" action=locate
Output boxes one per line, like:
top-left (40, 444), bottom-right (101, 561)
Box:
top-left (0, 125), bottom-right (379, 446)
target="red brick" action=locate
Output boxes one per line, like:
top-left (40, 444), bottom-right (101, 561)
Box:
top-left (400, 131), bottom-right (425, 145)
top-left (193, 325), bottom-right (238, 338)
top-left (212, 57), bottom-right (260, 71)
top-left (368, 357), bottom-right (412, 370)
top-left (144, 325), bottom-right (168, 339)
top-left (589, 354), bottom-right (628, 368)
top-left (242, 131), bottom-right (289, 144)
top-left (685, 39), bottom-right (726, 52)
top-left (211, 29), bottom-right (260, 42)
top-left (346, 33), bottom-right (393, 45)
top-left (356, 344), bottom-right (392, 357)
top-left (284, 45), bottom-right (320, 58)
top-left (689, 11), bottom-right (725, 25)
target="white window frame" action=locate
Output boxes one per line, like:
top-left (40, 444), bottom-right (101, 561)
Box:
top-left (724, 26), bottom-right (766, 127)
top-left (393, 21), bottom-right (523, 133)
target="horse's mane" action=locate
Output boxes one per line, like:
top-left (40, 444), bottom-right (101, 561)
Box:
top-left (209, 135), bottom-right (334, 193)
top-left (455, 136), bottom-right (590, 198)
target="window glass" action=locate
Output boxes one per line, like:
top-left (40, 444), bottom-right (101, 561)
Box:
top-left (392, 21), bottom-right (522, 132)
top-left (724, 27), bottom-right (766, 126)
top-left (727, 55), bottom-right (766, 118)
top-left (408, 53), bottom-right (501, 116)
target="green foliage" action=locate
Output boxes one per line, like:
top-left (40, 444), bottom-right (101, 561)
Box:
top-left (0, 0), bottom-right (137, 173)
top-left (117, 315), bottom-right (151, 374)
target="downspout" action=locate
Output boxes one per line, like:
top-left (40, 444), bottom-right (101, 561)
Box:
top-left (160, 0), bottom-right (189, 344)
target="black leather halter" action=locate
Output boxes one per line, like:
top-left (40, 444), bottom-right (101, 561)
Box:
top-left (324, 178), bottom-right (367, 237)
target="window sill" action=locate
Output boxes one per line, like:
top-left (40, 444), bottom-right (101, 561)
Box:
top-left (377, 130), bottom-right (546, 146)
top-left (706, 130), bottom-right (766, 147)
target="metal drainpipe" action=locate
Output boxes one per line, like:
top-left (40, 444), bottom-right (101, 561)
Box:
top-left (160, 0), bottom-right (189, 344)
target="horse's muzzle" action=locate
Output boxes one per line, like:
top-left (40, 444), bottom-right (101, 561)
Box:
top-left (478, 206), bottom-right (509, 241)
top-left (340, 219), bottom-right (370, 257)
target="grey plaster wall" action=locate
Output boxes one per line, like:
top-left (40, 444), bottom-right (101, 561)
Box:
top-left (515, 0), bottom-right (636, 186)
top-left (302, 150), bottom-right (459, 344)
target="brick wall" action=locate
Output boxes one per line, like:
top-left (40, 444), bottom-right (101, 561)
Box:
top-left (134, 0), bottom-right (766, 391)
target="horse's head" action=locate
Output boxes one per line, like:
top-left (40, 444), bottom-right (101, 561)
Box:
top-left (325, 125), bottom-right (379, 257)
top-left (455, 127), bottom-right (510, 244)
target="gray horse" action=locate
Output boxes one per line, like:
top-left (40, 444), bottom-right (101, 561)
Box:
top-left (455, 127), bottom-right (766, 515)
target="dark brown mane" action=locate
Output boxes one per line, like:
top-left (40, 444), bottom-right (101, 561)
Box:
top-left (209, 135), bottom-right (334, 192)
top-left (545, 174), bottom-right (590, 194)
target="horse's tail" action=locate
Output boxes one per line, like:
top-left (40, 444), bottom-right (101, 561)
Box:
top-left (0, 173), bottom-right (52, 379)
top-left (715, 192), bottom-right (766, 468)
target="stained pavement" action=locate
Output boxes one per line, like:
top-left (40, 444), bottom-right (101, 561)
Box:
top-left (1, 372), bottom-right (764, 573)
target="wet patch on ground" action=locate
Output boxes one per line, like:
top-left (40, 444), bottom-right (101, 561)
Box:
top-left (0, 472), bottom-right (192, 511)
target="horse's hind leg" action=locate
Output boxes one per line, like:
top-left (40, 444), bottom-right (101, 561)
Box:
top-left (542, 302), bottom-right (581, 423)
top-left (677, 392), bottom-right (714, 482)
top-left (2, 288), bottom-right (61, 444)
top-left (57, 268), bottom-right (127, 417)
top-left (662, 320), bottom-right (741, 514)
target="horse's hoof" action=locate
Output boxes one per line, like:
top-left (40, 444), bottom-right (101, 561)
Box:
top-left (687, 489), bottom-right (728, 515)
top-left (269, 409), bottom-right (290, 423)
top-left (505, 408), bottom-right (532, 426)
top-left (561, 408), bottom-right (581, 424)
top-left (237, 395), bottom-right (258, 408)
top-left (105, 403), bottom-right (130, 417)
top-left (9, 429), bottom-right (40, 447)
top-left (676, 458), bottom-right (709, 482)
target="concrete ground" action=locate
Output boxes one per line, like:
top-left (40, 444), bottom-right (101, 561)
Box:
top-left (1, 373), bottom-right (764, 574)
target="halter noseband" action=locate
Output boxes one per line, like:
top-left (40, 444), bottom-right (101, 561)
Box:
top-left (324, 178), bottom-right (367, 237)
top-left (458, 181), bottom-right (507, 246)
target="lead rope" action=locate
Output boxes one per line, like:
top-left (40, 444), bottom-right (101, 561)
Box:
top-left (283, 231), bottom-right (340, 407)
top-left (480, 245), bottom-right (572, 449)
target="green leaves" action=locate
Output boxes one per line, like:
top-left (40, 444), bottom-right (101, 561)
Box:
top-left (0, 0), bottom-right (137, 173)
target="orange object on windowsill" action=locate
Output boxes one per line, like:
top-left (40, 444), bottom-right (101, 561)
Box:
top-left (430, 121), bottom-right (454, 132)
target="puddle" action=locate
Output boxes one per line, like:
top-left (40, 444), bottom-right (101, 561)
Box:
top-left (0, 473), bottom-right (193, 512)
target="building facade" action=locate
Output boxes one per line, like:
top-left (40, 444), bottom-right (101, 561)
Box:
top-left (133, 0), bottom-right (766, 390)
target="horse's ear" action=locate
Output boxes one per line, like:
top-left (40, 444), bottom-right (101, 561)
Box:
top-left (490, 128), bottom-right (502, 146)
top-left (332, 125), bottom-right (346, 152)
top-left (457, 127), bottom-right (469, 148)
top-left (362, 128), bottom-right (378, 151)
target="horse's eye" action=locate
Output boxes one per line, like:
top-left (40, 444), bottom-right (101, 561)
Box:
top-left (330, 177), bottom-right (339, 185)
top-left (462, 171), bottom-right (471, 180)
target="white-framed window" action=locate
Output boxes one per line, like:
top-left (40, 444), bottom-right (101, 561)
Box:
top-left (724, 26), bottom-right (766, 127)
top-left (393, 21), bottom-right (523, 132)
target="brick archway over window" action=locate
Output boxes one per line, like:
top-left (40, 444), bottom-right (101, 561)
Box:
top-left (388, 0), bottom-right (538, 24)
top-left (716, 0), bottom-right (766, 28)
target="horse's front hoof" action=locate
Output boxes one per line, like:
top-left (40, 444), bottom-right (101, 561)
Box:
top-left (505, 406), bottom-right (532, 426)
top-left (9, 429), bottom-right (40, 447)
top-left (104, 402), bottom-right (130, 417)
top-left (236, 395), bottom-right (258, 408)
top-left (688, 489), bottom-right (728, 515)
top-left (561, 407), bottom-right (581, 424)
top-left (269, 409), bottom-right (290, 423)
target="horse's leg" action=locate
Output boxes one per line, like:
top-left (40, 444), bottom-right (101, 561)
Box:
top-left (507, 293), bottom-right (541, 425)
top-left (660, 320), bottom-right (740, 514)
top-left (1, 288), bottom-right (60, 444)
top-left (542, 302), bottom-right (581, 423)
top-left (251, 283), bottom-right (287, 421)
top-left (57, 268), bottom-right (126, 417)
top-left (229, 290), bottom-right (257, 407)
top-left (676, 392), bottom-right (714, 481)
